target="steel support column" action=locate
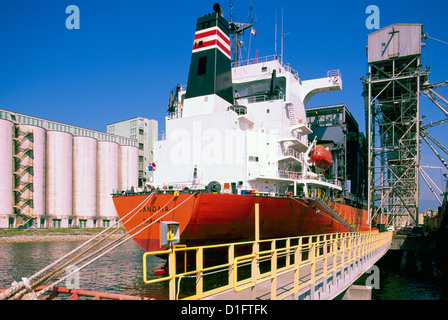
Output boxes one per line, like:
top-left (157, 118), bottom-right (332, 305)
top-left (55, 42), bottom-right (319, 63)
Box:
top-left (364, 55), bottom-right (424, 228)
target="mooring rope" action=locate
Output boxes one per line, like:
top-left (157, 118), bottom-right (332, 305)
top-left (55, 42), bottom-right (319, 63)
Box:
top-left (0, 191), bottom-right (156, 300)
top-left (30, 192), bottom-right (197, 300)
top-left (27, 191), bottom-right (178, 296)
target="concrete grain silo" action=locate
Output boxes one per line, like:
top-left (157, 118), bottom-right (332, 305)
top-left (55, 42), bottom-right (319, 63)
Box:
top-left (1, 107), bottom-right (144, 230)
top-left (118, 145), bottom-right (139, 191)
top-left (97, 140), bottom-right (119, 226)
top-left (46, 131), bottom-right (73, 228)
top-left (0, 119), bottom-right (13, 228)
top-left (73, 136), bottom-right (97, 227)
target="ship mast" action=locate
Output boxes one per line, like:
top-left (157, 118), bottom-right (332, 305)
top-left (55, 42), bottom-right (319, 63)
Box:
top-left (279, 6), bottom-right (288, 66)
top-left (274, 6), bottom-right (288, 65)
top-left (229, 4), bottom-right (252, 66)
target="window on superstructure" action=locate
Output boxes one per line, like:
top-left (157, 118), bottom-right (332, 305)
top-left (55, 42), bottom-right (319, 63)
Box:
top-left (249, 156), bottom-right (259, 162)
top-left (201, 21), bottom-right (211, 30)
top-left (198, 56), bottom-right (207, 75)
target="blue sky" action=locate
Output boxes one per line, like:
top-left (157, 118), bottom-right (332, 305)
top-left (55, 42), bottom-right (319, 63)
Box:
top-left (1, 0), bottom-right (448, 208)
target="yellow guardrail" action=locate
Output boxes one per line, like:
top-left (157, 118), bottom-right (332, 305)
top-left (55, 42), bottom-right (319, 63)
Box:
top-left (232, 231), bottom-right (392, 300)
top-left (142, 230), bottom-right (393, 300)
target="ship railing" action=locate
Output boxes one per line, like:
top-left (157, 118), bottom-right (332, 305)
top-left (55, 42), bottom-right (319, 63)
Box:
top-left (278, 170), bottom-right (302, 180)
top-left (167, 110), bottom-right (183, 120)
top-left (234, 92), bottom-right (285, 105)
top-left (232, 55), bottom-right (300, 79)
top-left (158, 131), bottom-right (166, 141)
top-left (232, 54), bottom-right (279, 67)
top-left (229, 105), bottom-right (247, 115)
top-left (326, 69), bottom-right (341, 78)
top-left (142, 230), bottom-right (392, 300)
top-left (278, 170), bottom-right (340, 185)
top-left (307, 183), bottom-right (343, 204)
top-left (282, 148), bottom-right (302, 160)
top-left (307, 187), bottom-right (356, 228)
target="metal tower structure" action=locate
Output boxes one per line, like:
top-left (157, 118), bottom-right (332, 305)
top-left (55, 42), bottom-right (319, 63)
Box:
top-left (419, 79), bottom-right (448, 207)
top-left (363, 24), bottom-right (428, 228)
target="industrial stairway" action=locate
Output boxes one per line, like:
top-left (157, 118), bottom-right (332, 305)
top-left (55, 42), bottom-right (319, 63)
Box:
top-left (12, 121), bottom-right (36, 227)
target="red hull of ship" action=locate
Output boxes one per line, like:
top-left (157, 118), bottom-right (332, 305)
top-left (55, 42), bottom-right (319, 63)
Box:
top-left (112, 193), bottom-right (370, 252)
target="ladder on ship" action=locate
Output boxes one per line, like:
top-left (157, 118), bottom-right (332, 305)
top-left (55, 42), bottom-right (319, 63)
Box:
top-left (286, 102), bottom-right (297, 126)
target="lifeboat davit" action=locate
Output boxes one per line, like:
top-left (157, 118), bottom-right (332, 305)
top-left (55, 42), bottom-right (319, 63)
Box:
top-left (310, 145), bottom-right (333, 170)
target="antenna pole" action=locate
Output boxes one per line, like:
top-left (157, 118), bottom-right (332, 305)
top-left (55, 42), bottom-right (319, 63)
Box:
top-left (281, 6), bottom-right (283, 65)
top-left (247, 0), bottom-right (254, 61)
top-left (274, 8), bottom-right (277, 59)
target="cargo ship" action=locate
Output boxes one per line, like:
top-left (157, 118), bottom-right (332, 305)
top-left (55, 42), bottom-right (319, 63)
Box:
top-left (112, 3), bottom-right (371, 252)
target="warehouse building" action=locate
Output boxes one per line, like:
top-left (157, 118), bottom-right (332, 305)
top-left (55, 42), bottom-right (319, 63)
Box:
top-left (0, 109), bottom-right (139, 229)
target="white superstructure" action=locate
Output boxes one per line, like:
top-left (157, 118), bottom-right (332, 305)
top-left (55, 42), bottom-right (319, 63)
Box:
top-left (153, 56), bottom-right (342, 195)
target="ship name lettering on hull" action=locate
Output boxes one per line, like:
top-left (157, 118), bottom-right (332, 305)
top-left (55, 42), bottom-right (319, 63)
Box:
top-left (139, 205), bottom-right (169, 213)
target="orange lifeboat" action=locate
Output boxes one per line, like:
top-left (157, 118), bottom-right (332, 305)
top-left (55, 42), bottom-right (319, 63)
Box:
top-left (310, 145), bottom-right (333, 170)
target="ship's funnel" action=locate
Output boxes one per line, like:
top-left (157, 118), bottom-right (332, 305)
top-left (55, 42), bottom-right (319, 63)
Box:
top-left (182, 4), bottom-right (233, 117)
top-left (213, 3), bottom-right (224, 16)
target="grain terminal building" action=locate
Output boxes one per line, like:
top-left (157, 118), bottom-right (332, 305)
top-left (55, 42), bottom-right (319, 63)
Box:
top-left (306, 104), bottom-right (368, 207)
top-left (0, 108), bottom-right (141, 229)
top-left (107, 117), bottom-right (158, 188)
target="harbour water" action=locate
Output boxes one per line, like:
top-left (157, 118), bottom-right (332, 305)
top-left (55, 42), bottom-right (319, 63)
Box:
top-left (354, 258), bottom-right (448, 300)
top-left (1, 239), bottom-right (447, 300)
top-left (0, 240), bottom-right (170, 300)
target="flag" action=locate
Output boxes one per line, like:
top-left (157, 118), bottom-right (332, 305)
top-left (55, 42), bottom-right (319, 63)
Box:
top-left (251, 27), bottom-right (257, 36)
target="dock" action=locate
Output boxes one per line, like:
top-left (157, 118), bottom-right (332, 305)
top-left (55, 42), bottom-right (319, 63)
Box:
top-left (143, 230), bottom-right (392, 300)
top-left (202, 236), bottom-right (389, 300)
